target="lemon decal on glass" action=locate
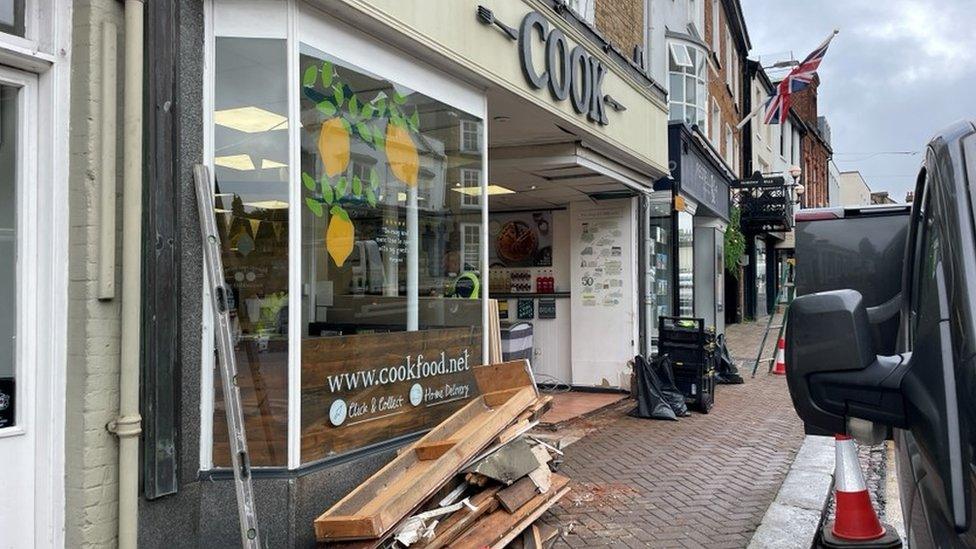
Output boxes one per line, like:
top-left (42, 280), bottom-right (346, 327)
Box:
top-left (300, 58), bottom-right (422, 267)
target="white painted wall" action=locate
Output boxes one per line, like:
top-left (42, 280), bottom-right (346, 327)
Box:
top-left (839, 171), bottom-right (873, 206)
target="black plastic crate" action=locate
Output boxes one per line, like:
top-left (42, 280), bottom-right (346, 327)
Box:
top-left (659, 316), bottom-right (715, 413)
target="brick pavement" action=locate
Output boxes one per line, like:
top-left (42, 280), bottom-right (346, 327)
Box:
top-left (541, 315), bottom-right (806, 548)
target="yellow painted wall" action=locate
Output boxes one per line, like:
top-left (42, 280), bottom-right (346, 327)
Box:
top-left (329, 0), bottom-right (669, 176)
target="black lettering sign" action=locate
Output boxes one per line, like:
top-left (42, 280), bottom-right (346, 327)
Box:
top-left (519, 12), bottom-right (610, 126)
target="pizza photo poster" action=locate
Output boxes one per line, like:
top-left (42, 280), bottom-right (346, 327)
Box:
top-left (488, 211), bottom-right (553, 267)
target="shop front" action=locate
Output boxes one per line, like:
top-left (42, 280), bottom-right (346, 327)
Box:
top-left (658, 122), bottom-right (733, 335)
top-left (732, 172), bottom-right (795, 319)
top-left (138, 1), bottom-right (669, 545)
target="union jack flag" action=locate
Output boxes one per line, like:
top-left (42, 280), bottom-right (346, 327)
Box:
top-left (763, 31), bottom-right (838, 125)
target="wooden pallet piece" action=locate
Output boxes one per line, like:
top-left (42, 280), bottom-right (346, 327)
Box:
top-left (422, 486), bottom-right (501, 549)
top-left (473, 360), bottom-right (536, 395)
top-left (414, 439), bottom-right (458, 461)
top-left (450, 474), bottom-right (570, 549)
top-left (495, 476), bottom-right (539, 513)
top-left (488, 299), bottom-right (503, 363)
top-left (521, 524), bottom-right (543, 549)
top-left (314, 384), bottom-right (538, 541)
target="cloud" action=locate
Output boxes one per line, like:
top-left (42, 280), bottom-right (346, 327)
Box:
top-left (741, 0), bottom-right (976, 199)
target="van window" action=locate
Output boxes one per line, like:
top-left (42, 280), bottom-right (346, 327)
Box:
top-left (908, 180), bottom-right (940, 349)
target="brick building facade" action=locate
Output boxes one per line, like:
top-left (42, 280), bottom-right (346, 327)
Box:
top-left (704, 0), bottom-right (750, 177)
top-left (789, 77), bottom-right (832, 208)
top-left (594, 0), bottom-right (644, 59)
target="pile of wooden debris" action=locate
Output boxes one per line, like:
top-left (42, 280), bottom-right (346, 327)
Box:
top-left (315, 360), bottom-right (568, 548)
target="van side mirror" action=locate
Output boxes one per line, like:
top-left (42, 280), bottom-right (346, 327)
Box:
top-left (786, 289), bottom-right (909, 434)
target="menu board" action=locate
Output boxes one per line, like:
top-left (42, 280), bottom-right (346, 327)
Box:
top-left (576, 209), bottom-right (626, 309)
top-left (300, 327), bottom-right (482, 462)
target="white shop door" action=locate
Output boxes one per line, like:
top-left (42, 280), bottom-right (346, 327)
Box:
top-left (0, 66), bottom-right (46, 549)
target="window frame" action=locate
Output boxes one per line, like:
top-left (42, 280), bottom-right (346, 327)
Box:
top-left (668, 41), bottom-right (707, 127)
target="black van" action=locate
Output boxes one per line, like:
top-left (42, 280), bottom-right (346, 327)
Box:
top-left (787, 121), bottom-right (976, 548)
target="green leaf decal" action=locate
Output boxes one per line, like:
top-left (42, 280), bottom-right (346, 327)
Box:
top-left (373, 125), bottom-right (385, 150)
top-left (349, 95), bottom-right (360, 117)
top-left (365, 187), bottom-right (377, 207)
top-left (356, 123), bottom-right (372, 143)
top-left (330, 205), bottom-right (350, 222)
top-left (376, 97), bottom-right (387, 114)
top-left (336, 176), bottom-right (348, 197)
top-left (352, 175), bottom-right (363, 197)
top-left (369, 168), bottom-right (380, 190)
top-left (305, 197), bottom-right (323, 217)
top-left (303, 66), bottom-right (317, 87)
top-left (361, 104), bottom-right (374, 119)
top-left (409, 109), bottom-right (420, 131)
top-left (393, 91), bottom-right (407, 104)
top-left (320, 176), bottom-right (334, 204)
top-left (302, 172), bottom-right (316, 191)
top-left (321, 61), bottom-right (333, 87)
top-left (316, 101), bottom-right (336, 117)
top-left (333, 85), bottom-right (345, 107)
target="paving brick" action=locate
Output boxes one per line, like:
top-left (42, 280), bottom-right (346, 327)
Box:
top-left (538, 315), bottom-right (806, 546)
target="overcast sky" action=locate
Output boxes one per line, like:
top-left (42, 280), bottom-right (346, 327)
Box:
top-left (741, 0), bottom-right (976, 201)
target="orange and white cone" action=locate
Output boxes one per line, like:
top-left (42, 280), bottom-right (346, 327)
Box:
top-left (831, 434), bottom-right (885, 541)
top-left (821, 434), bottom-right (902, 547)
top-left (771, 337), bottom-right (786, 375)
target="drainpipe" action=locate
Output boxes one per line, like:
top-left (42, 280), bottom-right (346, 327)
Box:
top-left (107, 1), bottom-right (144, 548)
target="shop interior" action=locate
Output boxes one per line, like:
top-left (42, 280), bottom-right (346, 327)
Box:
top-left (484, 89), bottom-right (660, 396)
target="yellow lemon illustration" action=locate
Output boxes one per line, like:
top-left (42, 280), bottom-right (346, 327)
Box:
top-left (385, 122), bottom-right (419, 187)
top-left (318, 117), bottom-right (350, 177)
top-left (326, 212), bottom-right (355, 267)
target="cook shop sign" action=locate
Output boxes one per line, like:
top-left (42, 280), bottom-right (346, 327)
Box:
top-left (477, 6), bottom-right (625, 126)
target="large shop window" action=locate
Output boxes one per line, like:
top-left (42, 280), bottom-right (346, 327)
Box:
top-left (668, 42), bottom-right (706, 128)
top-left (208, 7), bottom-right (486, 469)
top-left (677, 211), bottom-right (695, 317)
top-left (212, 36), bottom-right (291, 467)
top-left (648, 203), bottom-right (672, 342)
top-left (297, 45), bottom-right (484, 463)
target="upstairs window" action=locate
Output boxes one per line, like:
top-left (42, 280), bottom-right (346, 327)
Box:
top-left (668, 42), bottom-right (706, 128)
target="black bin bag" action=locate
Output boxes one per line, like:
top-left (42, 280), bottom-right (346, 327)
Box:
top-left (713, 333), bottom-right (744, 385)
top-left (630, 354), bottom-right (677, 420)
top-left (651, 354), bottom-right (691, 417)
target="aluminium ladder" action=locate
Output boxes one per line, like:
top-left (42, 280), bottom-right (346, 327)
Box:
top-left (750, 261), bottom-right (795, 377)
top-left (194, 164), bottom-right (263, 548)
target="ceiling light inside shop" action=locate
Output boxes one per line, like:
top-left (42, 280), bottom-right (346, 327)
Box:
top-left (243, 199), bottom-right (290, 210)
top-left (451, 184), bottom-right (515, 196)
top-left (261, 159), bottom-right (287, 169)
top-left (396, 192), bottom-right (426, 202)
top-left (215, 106), bottom-right (288, 133)
top-left (214, 154), bottom-right (256, 171)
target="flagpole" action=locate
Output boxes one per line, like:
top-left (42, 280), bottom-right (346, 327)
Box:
top-left (736, 98), bottom-right (767, 130)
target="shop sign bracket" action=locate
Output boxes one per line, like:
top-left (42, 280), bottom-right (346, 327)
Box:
top-left (193, 164), bottom-right (263, 549)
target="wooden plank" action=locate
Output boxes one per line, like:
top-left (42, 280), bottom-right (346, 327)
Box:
top-left (495, 476), bottom-right (539, 513)
top-left (482, 387), bottom-right (523, 408)
top-left (422, 487), bottom-right (500, 549)
top-left (521, 524), bottom-right (543, 549)
top-left (495, 418), bottom-right (532, 446)
top-left (414, 439), bottom-right (457, 461)
top-left (314, 385), bottom-right (538, 542)
top-left (473, 360), bottom-right (536, 395)
top-left (312, 515), bottom-right (382, 540)
top-left (450, 474), bottom-right (570, 549)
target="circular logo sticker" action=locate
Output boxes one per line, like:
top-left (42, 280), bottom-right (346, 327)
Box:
top-left (409, 383), bottom-right (423, 407)
top-left (329, 399), bottom-right (348, 427)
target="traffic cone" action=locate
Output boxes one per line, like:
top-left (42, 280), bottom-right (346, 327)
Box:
top-left (820, 434), bottom-right (902, 548)
top-left (771, 337), bottom-right (786, 375)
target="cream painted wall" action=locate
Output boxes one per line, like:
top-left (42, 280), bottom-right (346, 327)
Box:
top-left (327, 0), bottom-right (669, 176)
